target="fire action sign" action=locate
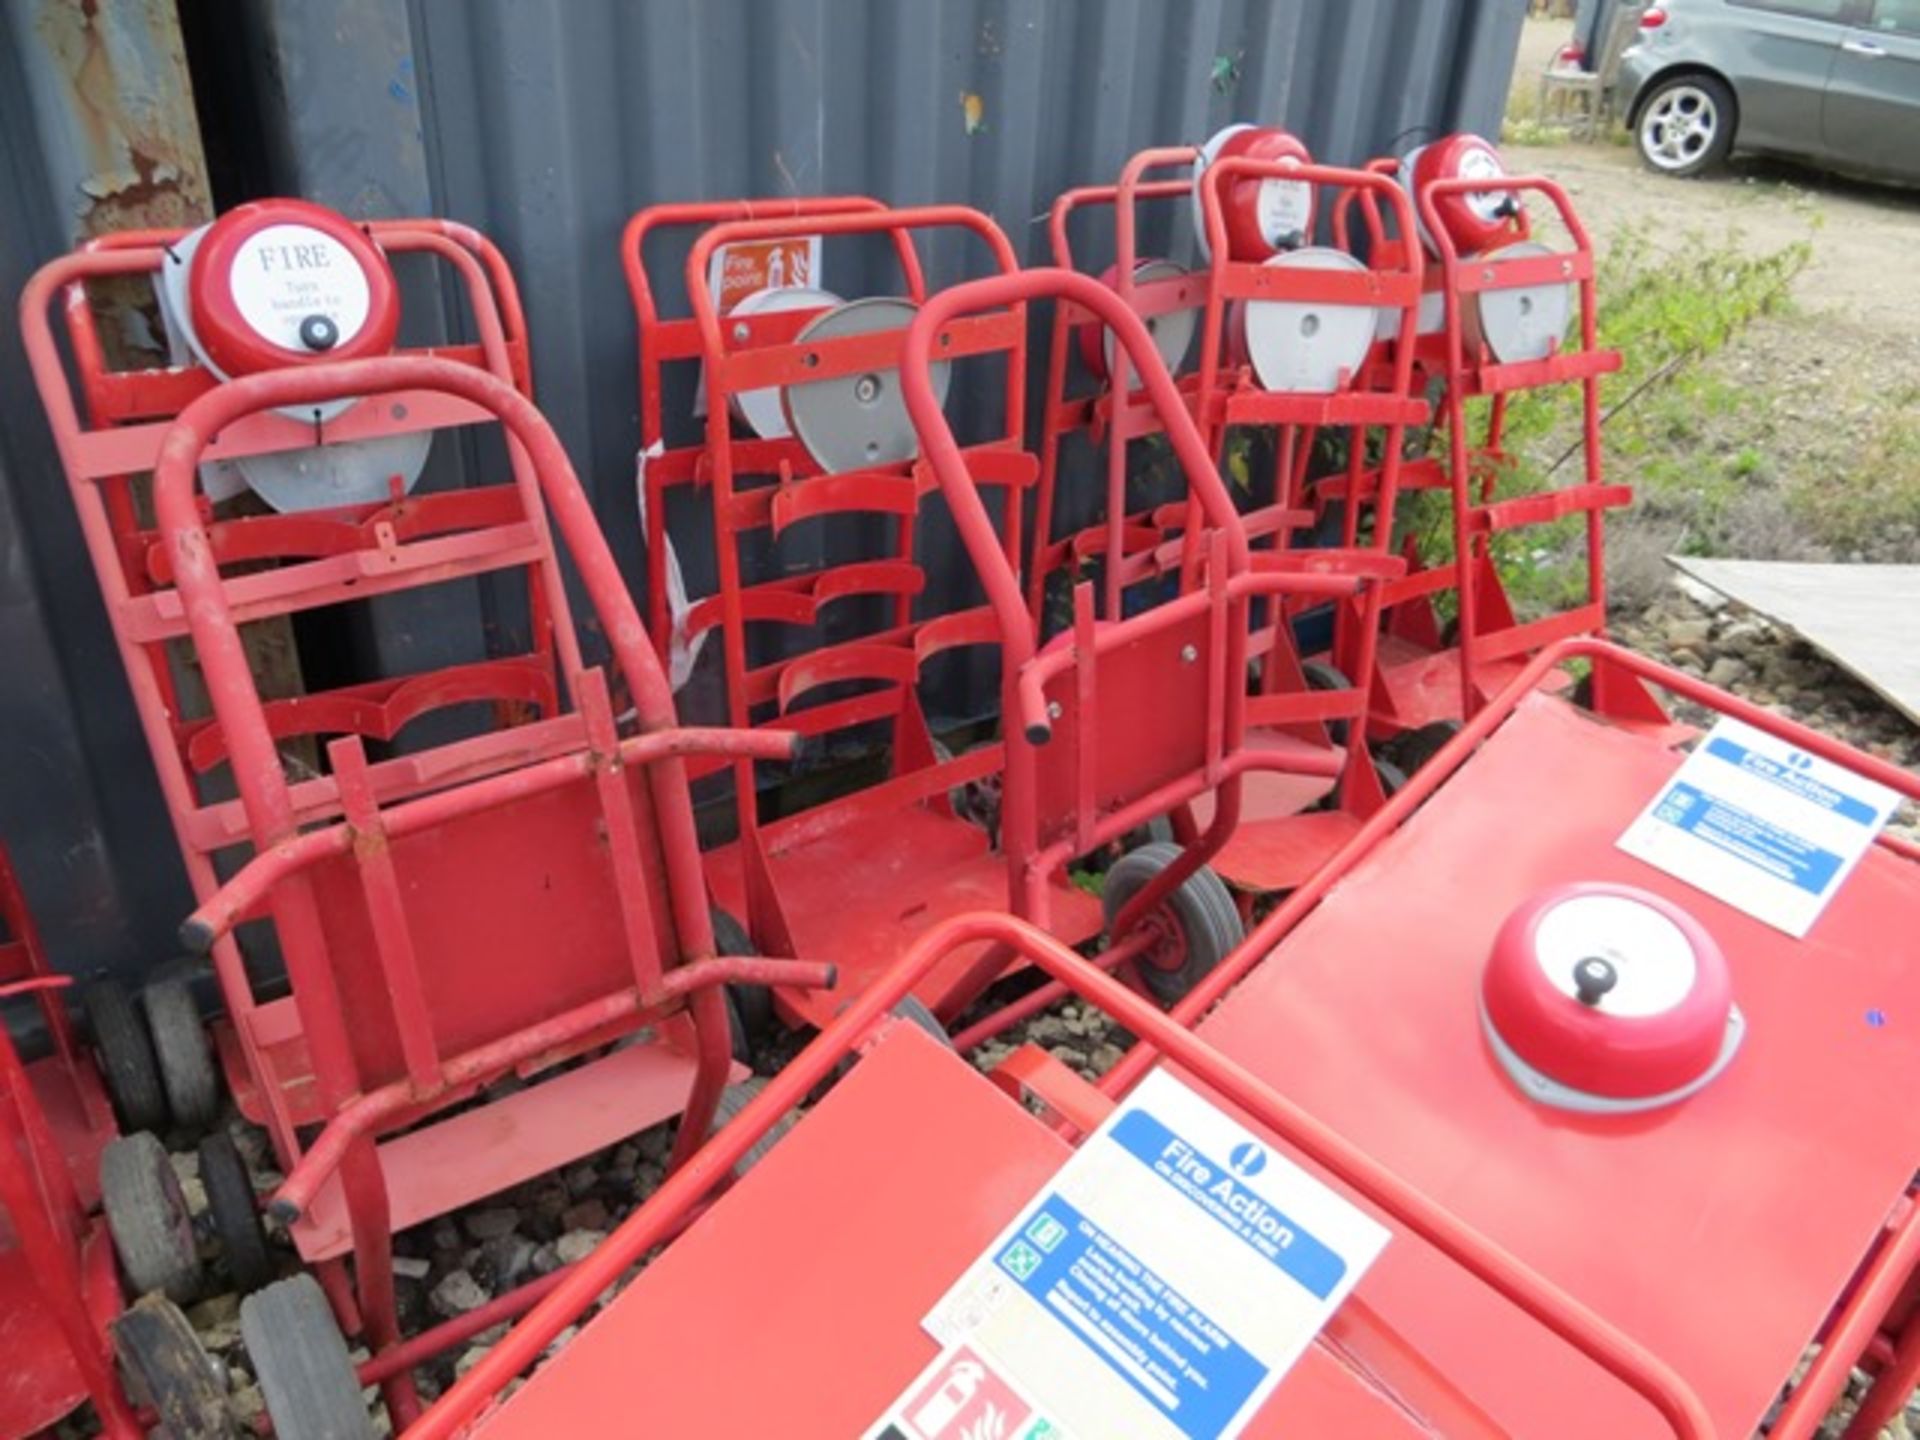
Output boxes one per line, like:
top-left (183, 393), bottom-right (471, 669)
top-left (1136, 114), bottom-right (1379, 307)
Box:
top-left (867, 1071), bottom-right (1388, 1440)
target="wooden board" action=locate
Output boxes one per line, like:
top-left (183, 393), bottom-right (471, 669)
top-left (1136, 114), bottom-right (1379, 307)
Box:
top-left (1670, 557), bottom-right (1920, 727)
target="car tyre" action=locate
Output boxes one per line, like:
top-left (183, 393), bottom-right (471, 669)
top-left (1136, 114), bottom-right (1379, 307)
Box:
top-left (1636, 73), bottom-right (1736, 178)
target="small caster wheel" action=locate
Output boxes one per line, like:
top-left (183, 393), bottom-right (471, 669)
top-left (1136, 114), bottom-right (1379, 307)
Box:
top-left (708, 1078), bottom-right (799, 1179)
top-left (101, 1132), bottom-right (200, 1304)
top-left (240, 1275), bottom-right (377, 1440)
top-left (111, 1292), bottom-right (236, 1438)
top-left (144, 975), bottom-right (220, 1134)
top-left (1104, 842), bottom-right (1245, 1005)
top-left (83, 981), bottom-right (168, 1134)
top-left (198, 1130), bottom-right (272, 1295)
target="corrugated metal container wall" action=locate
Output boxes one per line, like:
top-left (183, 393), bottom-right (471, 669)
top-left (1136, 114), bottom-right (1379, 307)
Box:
top-left (225, 0), bottom-right (1523, 696)
top-left (3, 0), bottom-right (1523, 982)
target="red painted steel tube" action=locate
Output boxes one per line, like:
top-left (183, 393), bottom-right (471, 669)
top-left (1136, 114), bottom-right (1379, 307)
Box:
top-left (1840, 1253), bottom-right (1920, 1437)
top-left (1415, 176), bottom-right (1605, 720)
top-left (0, 1026), bottom-right (143, 1438)
top-left (358, 1268), bottom-right (575, 1388)
top-left (269, 954), bottom-right (834, 1223)
top-left (903, 267), bottom-right (1254, 952)
top-left (404, 912), bottom-right (1712, 1440)
top-left (947, 926), bottom-right (1155, 1054)
top-left (1769, 1197), bottom-right (1920, 1439)
top-left (180, 724), bottom-right (794, 952)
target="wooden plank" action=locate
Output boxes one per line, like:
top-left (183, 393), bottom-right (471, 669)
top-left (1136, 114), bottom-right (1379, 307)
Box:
top-left (1669, 558), bottom-right (1920, 727)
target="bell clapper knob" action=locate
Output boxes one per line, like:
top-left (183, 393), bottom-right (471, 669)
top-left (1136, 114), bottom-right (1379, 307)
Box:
top-left (1573, 956), bottom-right (1619, 1008)
top-left (299, 314), bottom-right (340, 352)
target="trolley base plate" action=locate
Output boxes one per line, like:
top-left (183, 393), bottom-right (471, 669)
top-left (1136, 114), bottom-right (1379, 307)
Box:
top-left (290, 1034), bottom-right (736, 1263)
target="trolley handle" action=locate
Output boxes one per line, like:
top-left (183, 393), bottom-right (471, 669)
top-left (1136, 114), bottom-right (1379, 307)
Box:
top-left (684, 204), bottom-right (1021, 373)
top-left (1414, 174), bottom-right (1594, 280)
top-left (1198, 156), bottom-right (1424, 287)
top-left (407, 910), bottom-right (1714, 1440)
top-left (177, 724), bottom-right (797, 955)
top-left (900, 268), bottom-right (1251, 745)
top-left (1328, 156), bottom-right (1411, 255)
top-left (152, 358), bottom-right (684, 765)
top-left (1048, 176), bottom-right (1190, 272)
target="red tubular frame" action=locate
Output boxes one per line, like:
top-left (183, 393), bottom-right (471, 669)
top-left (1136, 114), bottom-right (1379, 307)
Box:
top-left (403, 909), bottom-right (1713, 1440)
top-left (902, 268), bottom-right (1393, 978)
top-left (676, 206), bottom-right (1025, 811)
top-left (19, 223), bottom-right (555, 1185)
top-left (621, 196), bottom-right (919, 649)
top-left (1360, 173), bottom-right (1632, 725)
top-left (141, 355), bottom-right (811, 1420)
top-left (0, 972), bottom-right (141, 1440)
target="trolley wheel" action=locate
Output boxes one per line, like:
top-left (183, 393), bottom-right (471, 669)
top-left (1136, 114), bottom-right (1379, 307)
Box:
top-left (1374, 756), bottom-right (1411, 799)
top-left (83, 980), bottom-right (168, 1134)
top-left (708, 1078), bottom-right (798, 1179)
top-left (711, 906), bottom-right (774, 1062)
top-left (198, 1131), bottom-right (272, 1296)
top-left (240, 1275), bottom-right (375, 1440)
top-left (931, 736), bottom-right (1002, 842)
top-left (111, 1293), bottom-right (236, 1439)
top-left (1103, 842), bottom-right (1245, 1006)
top-left (1385, 720), bottom-right (1462, 777)
top-left (888, 996), bottom-right (955, 1050)
top-left (144, 976), bottom-right (220, 1134)
top-left (1301, 661), bottom-right (1354, 748)
top-left (101, 1132), bottom-right (201, 1304)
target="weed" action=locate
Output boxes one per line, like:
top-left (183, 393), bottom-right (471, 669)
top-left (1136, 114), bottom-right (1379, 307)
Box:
top-left (1395, 223), bottom-right (1813, 615)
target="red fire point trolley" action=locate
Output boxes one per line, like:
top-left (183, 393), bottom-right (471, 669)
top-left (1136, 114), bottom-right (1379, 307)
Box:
top-left (21, 203), bottom-right (830, 1426)
top-left (0, 847), bottom-right (226, 1440)
top-left (1329, 136), bottom-right (1666, 738)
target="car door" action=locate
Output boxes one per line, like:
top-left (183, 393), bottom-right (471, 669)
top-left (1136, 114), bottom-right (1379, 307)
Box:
top-left (1823, 0), bottom-right (1920, 178)
top-left (1720, 0), bottom-right (1858, 153)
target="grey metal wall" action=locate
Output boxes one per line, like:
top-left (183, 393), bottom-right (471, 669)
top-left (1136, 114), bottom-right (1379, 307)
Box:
top-left (0, 0), bottom-right (210, 986)
top-left (230, 0), bottom-right (1523, 584)
top-left (2, 0), bottom-right (1524, 981)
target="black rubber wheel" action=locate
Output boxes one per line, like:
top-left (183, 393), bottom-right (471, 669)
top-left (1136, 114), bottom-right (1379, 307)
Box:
top-left (1386, 720), bottom-right (1462, 776)
top-left (111, 1293), bottom-right (236, 1439)
top-left (1634, 72), bottom-right (1737, 179)
top-left (101, 1132), bottom-right (200, 1304)
top-left (1374, 757), bottom-right (1410, 798)
top-left (888, 996), bottom-right (955, 1050)
top-left (708, 1078), bottom-right (798, 1178)
top-left (1103, 842), bottom-right (1245, 1005)
top-left (83, 981), bottom-right (168, 1134)
top-left (931, 736), bottom-right (1002, 841)
top-left (240, 1275), bottom-right (375, 1440)
top-left (1301, 660), bottom-right (1354, 748)
top-left (710, 906), bottom-right (774, 1061)
top-left (144, 976), bottom-right (219, 1134)
top-left (198, 1131), bottom-right (272, 1296)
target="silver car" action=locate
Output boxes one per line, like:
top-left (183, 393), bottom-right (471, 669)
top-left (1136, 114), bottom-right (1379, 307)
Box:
top-left (1617, 0), bottom-right (1920, 182)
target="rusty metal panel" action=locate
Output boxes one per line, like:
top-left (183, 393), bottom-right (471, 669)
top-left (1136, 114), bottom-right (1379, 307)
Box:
top-left (0, 0), bottom-right (214, 981)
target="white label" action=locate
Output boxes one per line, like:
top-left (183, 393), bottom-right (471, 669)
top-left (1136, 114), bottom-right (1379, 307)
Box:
top-left (1617, 717), bottom-right (1899, 938)
top-left (916, 1070), bottom-right (1389, 1440)
top-left (1254, 163), bottom-right (1313, 249)
top-left (228, 224), bottom-right (372, 350)
top-left (1459, 146), bottom-right (1514, 226)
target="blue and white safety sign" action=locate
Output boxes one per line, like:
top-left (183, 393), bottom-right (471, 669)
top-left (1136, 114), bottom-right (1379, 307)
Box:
top-left (914, 1070), bottom-right (1389, 1440)
top-left (1618, 716), bottom-right (1899, 937)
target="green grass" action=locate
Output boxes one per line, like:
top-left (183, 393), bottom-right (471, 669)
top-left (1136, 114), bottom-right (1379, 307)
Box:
top-left (1398, 223), bottom-right (1813, 611)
